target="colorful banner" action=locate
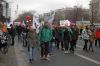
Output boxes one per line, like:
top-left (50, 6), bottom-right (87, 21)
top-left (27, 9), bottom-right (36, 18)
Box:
top-left (44, 12), bottom-right (55, 23)
top-left (60, 20), bottom-right (71, 27)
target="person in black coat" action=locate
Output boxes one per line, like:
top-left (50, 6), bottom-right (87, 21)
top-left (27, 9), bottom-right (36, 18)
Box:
top-left (10, 24), bottom-right (16, 45)
top-left (63, 27), bottom-right (71, 53)
top-left (69, 26), bottom-right (78, 53)
top-left (54, 27), bottom-right (60, 49)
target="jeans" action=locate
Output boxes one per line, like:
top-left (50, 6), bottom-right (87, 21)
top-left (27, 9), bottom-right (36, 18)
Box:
top-left (40, 41), bottom-right (49, 58)
top-left (95, 38), bottom-right (100, 47)
top-left (64, 40), bottom-right (69, 51)
top-left (18, 34), bottom-right (20, 43)
top-left (56, 40), bottom-right (63, 50)
top-left (89, 40), bottom-right (94, 51)
top-left (99, 39), bottom-right (100, 47)
top-left (22, 34), bottom-right (27, 47)
top-left (28, 47), bottom-right (34, 60)
top-left (48, 41), bottom-right (52, 53)
top-left (83, 39), bottom-right (88, 51)
top-left (11, 36), bottom-right (15, 45)
top-left (70, 40), bottom-right (76, 51)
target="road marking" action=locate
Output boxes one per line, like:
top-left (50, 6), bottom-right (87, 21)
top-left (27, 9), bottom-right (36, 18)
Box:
top-left (75, 53), bottom-right (100, 65)
top-left (76, 45), bottom-right (100, 65)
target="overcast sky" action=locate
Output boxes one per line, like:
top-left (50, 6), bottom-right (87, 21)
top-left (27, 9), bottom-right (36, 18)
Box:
top-left (9, 0), bottom-right (91, 20)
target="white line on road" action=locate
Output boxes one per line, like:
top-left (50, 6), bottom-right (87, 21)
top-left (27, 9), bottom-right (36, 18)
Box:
top-left (75, 53), bottom-right (100, 65)
top-left (76, 45), bottom-right (100, 65)
top-left (75, 45), bottom-right (100, 65)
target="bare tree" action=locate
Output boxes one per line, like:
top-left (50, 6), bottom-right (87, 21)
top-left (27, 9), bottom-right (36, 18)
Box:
top-left (14, 10), bottom-right (36, 23)
top-left (90, 1), bottom-right (99, 25)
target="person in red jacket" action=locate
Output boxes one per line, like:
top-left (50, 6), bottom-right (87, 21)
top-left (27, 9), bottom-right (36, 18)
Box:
top-left (95, 28), bottom-right (100, 48)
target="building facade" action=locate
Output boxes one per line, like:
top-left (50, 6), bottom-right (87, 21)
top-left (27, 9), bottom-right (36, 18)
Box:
top-left (90, 0), bottom-right (100, 23)
top-left (0, 0), bottom-right (11, 22)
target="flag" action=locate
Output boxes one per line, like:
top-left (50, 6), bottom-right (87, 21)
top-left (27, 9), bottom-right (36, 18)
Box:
top-left (32, 13), bottom-right (40, 33)
top-left (44, 12), bottom-right (55, 23)
top-left (22, 20), bottom-right (26, 26)
top-left (20, 21), bottom-right (23, 26)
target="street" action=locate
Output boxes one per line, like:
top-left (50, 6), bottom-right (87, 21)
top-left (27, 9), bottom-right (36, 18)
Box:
top-left (28, 39), bottom-right (100, 66)
top-left (0, 37), bottom-right (100, 66)
top-left (0, 0), bottom-right (100, 66)
top-left (0, 46), bottom-right (17, 66)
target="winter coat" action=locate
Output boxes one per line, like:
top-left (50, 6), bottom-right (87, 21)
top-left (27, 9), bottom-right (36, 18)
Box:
top-left (54, 29), bottom-right (60, 41)
top-left (81, 29), bottom-right (89, 40)
top-left (70, 28), bottom-right (78, 41)
top-left (10, 26), bottom-right (16, 37)
top-left (16, 26), bottom-right (22, 35)
top-left (58, 29), bottom-right (64, 41)
top-left (63, 29), bottom-right (70, 41)
top-left (89, 31), bottom-right (95, 42)
top-left (27, 29), bottom-right (36, 47)
top-left (39, 27), bottom-right (53, 42)
top-left (2, 24), bottom-right (7, 33)
top-left (95, 31), bottom-right (100, 39)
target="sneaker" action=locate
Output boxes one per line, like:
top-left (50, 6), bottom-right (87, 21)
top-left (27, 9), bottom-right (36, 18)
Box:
top-left (48, 54), bottom-right (51, 58)
top-left (64, 51), bottom-right (69, 54)
top-left (45, 58), bottom-right (50, 61)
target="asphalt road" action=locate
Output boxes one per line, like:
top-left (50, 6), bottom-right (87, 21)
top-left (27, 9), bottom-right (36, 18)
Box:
top-left (0, 37), bottom-right (100, 66)
top-left (28, 39), bottom-right (100, 66)
top-left (0, 46), bottom-right (17, 66)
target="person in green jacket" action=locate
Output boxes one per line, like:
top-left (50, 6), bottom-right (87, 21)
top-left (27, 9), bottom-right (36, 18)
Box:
top-left (39, 22), bottom-right (52, 60)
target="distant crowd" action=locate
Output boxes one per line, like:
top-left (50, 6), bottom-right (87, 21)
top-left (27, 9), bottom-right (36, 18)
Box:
top-left (0, 22), bottom-right (100, 63)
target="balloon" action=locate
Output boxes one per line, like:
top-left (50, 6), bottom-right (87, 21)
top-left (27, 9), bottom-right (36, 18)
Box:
top-left (70, 22), bottom-right (75, 28)
top-left (26, 15), bottom-right (31, 20)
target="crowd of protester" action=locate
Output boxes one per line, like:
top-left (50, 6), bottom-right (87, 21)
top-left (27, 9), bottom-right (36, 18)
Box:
top-left (0, 22), bottom-right (100, 63)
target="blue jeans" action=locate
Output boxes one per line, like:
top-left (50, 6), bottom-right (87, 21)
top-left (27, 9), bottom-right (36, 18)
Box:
top-left (28, 47), bottom-right (34, 60)
top-left (49, 41), bottom-right (52, 53)
top-left (40, 42), bottom-right (49, 58)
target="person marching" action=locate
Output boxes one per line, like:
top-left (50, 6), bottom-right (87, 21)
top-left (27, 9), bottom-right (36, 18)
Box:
top-left (63, 26), bottom-right (71, 53)
top-left (82, 26), bottom-right (90, 51)
top-left (69, 25), bottom-right (78, 53)
top-left (89, 29), bottom-right (95, 52)
top-left (95, 28), bottom-right (100, 48)
top-left (27, 26), bottom-right (36, 63)
top-left (39, 22), bottom-right (52, 60)
top-left (10, 24), bottom-right (16, 46)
